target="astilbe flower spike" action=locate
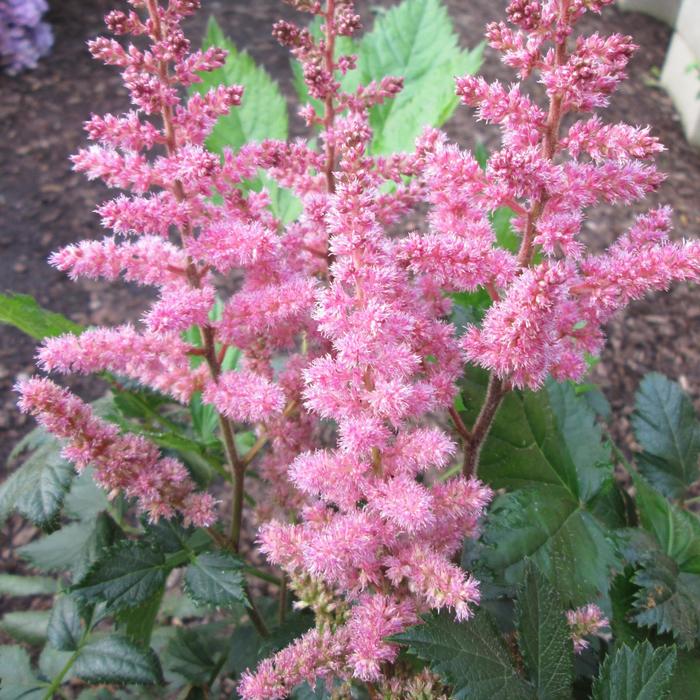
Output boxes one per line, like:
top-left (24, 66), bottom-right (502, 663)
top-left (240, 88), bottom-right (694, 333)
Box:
top-left (14, 0), bottom-right (700, 695)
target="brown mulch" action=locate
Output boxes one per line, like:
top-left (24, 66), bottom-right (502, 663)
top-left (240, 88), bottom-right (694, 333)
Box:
top-left (1, 0), bottom-right (700, 577)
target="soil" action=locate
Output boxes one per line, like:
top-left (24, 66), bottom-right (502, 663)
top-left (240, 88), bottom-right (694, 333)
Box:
top-left (1, 0), bottom-right (700, 567)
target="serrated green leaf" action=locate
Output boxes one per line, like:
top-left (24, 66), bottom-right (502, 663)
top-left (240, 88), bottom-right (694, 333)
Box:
top-left (164, 626), bottom-right (225, 685)
top-left (632, 475), bottom-right (700, 572)
top-left (73, 635), bottom-right (163, 686)
top-left (73, 541), bottom-right (169, 613)
top-left (1, 432), bottom-right (74, 527)
top-left (194, 16), bottom-right (287, 152)
top-left (632, 373), bottom-right (700, 499)
top-left (609, 572), bottom-right (647, 647)
top-left (592, 641), bottom-right (676, 700)
top-left (0, 645), bottom-right (44, 700)
top-left (460, 371), bottom-right (619, 604)
top-left (0, 611), bottom-right (50, 645)
top-left (19, 513), bottom-right (122, 582)
top-left (0, 574), bottom-right (56, 597)
top-left (515, 565), bottom-right (573, 699)
top-left (631, 552), bottom-right (700, 648)
top-left (395, 611), bottom-right (534, 700)
top-left (0, 292), bottom-right (82, 341)
top-left (184, 552), bottom-right (248, 610)
top-left (355, 0), bottom-right (482, 154)
top-left (47, 596), bottom-right (83, 652)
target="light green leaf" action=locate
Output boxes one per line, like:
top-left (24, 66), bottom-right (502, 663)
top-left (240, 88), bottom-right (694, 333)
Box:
top-left (515, 565), bottom-right (573, 699)
top-left (0, 645), bottom-right (44, 700)
top-left (0, 574), bottom-right (56, 597)
top-left (184, 552), bottom-right (248, 610)
top-left (592, 642), bottom-right (676, 700)
top-left (0, 611), bottom-right (50, 645)
top-left (355, 0), bottom-right (482, 154)
top-left (632, 373), bottom-right (700, 499)
top-left (72, 541), bottom-right (169, 613)
top-left (0, 292), bottom-right (82, 341)
top-left (72, 636), bottom-right (163, 686)
top-left (47, 596), bottom-right (84, 652)
top-left (19, 513), bottom-right (122, 582)
top-left (63, 468), bottom-right (109, 521)
top-left (1, 430), bottom-right (74, 527)
top-left (38, 645), bottom-right (74, 680)
top-left (194, 16), bottom-right (288, 152)
top-left (395, 611), bottom-right (534, 700)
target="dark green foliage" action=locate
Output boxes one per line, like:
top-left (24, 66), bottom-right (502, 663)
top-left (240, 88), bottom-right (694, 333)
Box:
top-left (591, 642), bottom-right (676, 700)
top-left (632, 373), bottom-right (700, 499)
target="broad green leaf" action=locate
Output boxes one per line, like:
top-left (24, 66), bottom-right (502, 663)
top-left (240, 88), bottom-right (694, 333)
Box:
top-left (73, 635), bottom-right (163, 686)
top-left (73, 540), bottom-right (169, 613)
top-left (117, 588), bottom-right (164, 646)
top-left (38, 645), bottom-right (74, 680)
top-left (164, 626), bottom-right (225, 685)
top-left (515, 565), bottom-right (573, 699)
top-left (491, 207), bottom-right (520, 254)
top-left (0, 645), bottom-right (44, 700)
top-left (19, 513), bottom-right (122, 582)
top-left (47, 596), bottom-right (84, 652)
top-left (1, 430), bottom-right (74, 527)
top-left (0, 574), bottom-right (56, 597)
top-left (0, 611), bottom-right (50, 645)
top-left (632, 373), bottom-right (700, 499)
top-left (609, 572), bottom-right (647, 647)
top-left (355, 0), bottom-right (483, 154)
top-left (63, 468), bottom-right (109, 521)
top-left (592, 642), bottom-right (676, 700)
top-left (632, 475), bottom-right (700, 572)
top-left (194, 16), bottom-right (288, 152)
top-left (259, 610), bottom-right (315, 659)
top-left (632, 552), bottom-right (700, 648)
top-left (0, 292), bottom-right (82, 341)
top-left (395, 611), bottom-right (534, 700)
top-left (461, 372), bottom-right (619, 604)
top-left (184, 551), bottom-right (248, 610)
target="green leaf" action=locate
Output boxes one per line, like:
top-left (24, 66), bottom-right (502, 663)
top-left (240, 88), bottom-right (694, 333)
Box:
top-left (355, 0), bottom-right (483, 154)
top-left (609, 572), bottom-right (647, 647)
top-left (631, 552), bottom-right (700, 648)
top-left (194, 16), bottom-right (288, 152)
top-left (117, 587), bottom-right (164, 646)
top-left (73, 635), bottom-right (163, 686)
top-left (73, 540), bottom-right (169, 613)
top-left (1, 430), bottom-right (74, 527)
top-left (460, 371), bottom-right (620, 604)
top-left (0, 611), bottom-right (50, 645)
top-left (63, 468), bottom-right (110, 521)
top-left (0, 292), bottom-right (82, 341)
top-left (515, 565), bottom-right (573, 699)
top-left (0, 574), bottom-right (56, 597)
top-left (669, 649), bottom-right (700, 699)
top-left (632, 373), bottom-right (700, 499)
top-left (0, 645), bottom-right (44, 700)
top-left (19, 513), bottom-right (122, 582)
top-left (164, 626), bottom-right (225, 685)
top-left (184, 551), bottom-right (248, 610)
top-left (395, 610), bottom-right (534, 700)
top-left (592, 641), bottom-right (676, 700)
top-left (47, 596), bottom-right (83, 652)
top-left (632, 475), bottom-right (700, 572)
top-left (38, 645), bottom-right (74, 681)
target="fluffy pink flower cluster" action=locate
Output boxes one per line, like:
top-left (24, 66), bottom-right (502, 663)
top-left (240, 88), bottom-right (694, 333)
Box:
top-left (13, 0), bottom-right (700, 694)
top-left (567, 603), bottom-right (609, 654)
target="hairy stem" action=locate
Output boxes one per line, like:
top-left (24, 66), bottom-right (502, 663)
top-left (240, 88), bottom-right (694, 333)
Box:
top-left (462, 376), bottom-right (505, 477)
top-left (323, 0), bottom-right (337, 196)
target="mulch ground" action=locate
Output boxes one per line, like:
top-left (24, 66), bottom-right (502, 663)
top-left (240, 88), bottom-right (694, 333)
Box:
top-left (1, 0), bottom-right (700, 574)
